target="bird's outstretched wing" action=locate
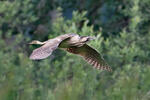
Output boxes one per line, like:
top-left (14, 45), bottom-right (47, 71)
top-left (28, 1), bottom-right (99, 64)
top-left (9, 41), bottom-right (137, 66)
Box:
top-left (76, 44), bottom-right (112, 72)
top-left (30, 33), bottom-right (75, 60)
top-left (29, 39), bottom-right (60, 60)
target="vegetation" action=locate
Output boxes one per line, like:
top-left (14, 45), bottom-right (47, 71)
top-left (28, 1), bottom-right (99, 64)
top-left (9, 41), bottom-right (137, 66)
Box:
top-left (0, 0), bottom-right (150, 100)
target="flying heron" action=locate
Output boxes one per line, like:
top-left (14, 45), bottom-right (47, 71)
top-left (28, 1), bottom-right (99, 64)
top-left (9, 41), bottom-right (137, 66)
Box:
top-left (29, 33), bottom-right (112, 72)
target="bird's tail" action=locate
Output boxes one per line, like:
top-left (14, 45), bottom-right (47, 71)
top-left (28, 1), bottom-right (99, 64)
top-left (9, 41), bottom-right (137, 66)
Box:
top-left (80, 36), bottom-right (95, 42)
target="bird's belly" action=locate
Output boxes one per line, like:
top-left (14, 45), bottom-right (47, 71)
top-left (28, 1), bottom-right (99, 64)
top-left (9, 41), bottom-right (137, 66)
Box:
top-left (66, 47), bottom-right (79, 54)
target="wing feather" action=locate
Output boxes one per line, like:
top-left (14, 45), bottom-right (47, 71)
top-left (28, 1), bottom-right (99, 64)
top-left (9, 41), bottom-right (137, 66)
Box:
top-left (77, 44), bottom-right (112, 72)
top-left (29, 39), bottom-right (59, 60)
top-left (30, 33), bottom-right (76, 60)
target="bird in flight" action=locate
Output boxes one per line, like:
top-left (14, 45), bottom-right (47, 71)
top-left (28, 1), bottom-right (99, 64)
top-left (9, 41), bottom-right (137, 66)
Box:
top-left (29, 33), bottom-right (112, 72)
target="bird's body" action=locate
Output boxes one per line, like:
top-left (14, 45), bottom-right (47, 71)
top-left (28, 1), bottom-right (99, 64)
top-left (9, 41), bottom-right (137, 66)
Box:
top-left (29, 33), bottom-right (112, 72)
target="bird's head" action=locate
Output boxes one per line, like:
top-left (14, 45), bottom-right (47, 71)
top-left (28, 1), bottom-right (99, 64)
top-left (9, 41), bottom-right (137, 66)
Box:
top-left (29, 40), bottom-right (44, 45)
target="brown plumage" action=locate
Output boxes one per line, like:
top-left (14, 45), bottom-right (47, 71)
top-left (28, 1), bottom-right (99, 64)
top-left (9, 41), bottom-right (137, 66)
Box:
top-left (29, 33), bottom-right (112, 72)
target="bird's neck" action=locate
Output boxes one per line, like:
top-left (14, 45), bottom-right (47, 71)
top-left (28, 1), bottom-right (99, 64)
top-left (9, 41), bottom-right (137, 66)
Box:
top-left (37, 41), bottom-right (45, 45)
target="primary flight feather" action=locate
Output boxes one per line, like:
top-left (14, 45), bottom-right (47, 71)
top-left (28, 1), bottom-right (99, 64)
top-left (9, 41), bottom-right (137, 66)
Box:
top-left (29, 33), bottom-right (112, 72)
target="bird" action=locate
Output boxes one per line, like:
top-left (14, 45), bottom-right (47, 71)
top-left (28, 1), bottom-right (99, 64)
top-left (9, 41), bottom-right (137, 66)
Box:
top-left (29, 33), bottom-right (112, 72)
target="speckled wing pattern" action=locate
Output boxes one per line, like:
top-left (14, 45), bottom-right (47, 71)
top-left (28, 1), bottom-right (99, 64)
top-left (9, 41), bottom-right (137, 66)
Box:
top-left (77, 44), bottom-right (112, 72)
top-left (29, 39), bottom-right (60, 60)
top-left (29, 34), bottom-right (75, 60)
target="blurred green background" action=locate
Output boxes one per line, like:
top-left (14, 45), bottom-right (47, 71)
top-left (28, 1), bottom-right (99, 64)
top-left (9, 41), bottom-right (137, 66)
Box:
top-left (0, 0), bottom-right (150, 100)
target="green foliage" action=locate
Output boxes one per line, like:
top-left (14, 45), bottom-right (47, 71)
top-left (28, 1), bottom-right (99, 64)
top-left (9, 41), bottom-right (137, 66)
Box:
top-left (0, 0), bottom-right (150, 100)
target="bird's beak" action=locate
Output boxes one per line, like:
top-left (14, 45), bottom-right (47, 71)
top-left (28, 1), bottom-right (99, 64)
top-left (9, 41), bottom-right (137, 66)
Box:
top-left (28, 41), bottom-right (33, 44)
